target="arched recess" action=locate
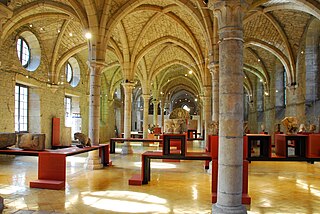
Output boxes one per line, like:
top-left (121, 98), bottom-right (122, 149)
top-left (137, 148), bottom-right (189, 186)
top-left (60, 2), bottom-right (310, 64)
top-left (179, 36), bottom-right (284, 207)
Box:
top-left (135, 36), bottom-right (202, 74)
top-left (244, 64), bottom-right (269, 95)
top-left (151, 59), bottom-right (202, 89)
top-left (305, 18), bottom-right (320, 104)
top-left (249, 0), bottom-right (320, 21)
top-left (55, 43), bottom-right (87, 83)
top-left (245, 39), bottom-right (293, 85)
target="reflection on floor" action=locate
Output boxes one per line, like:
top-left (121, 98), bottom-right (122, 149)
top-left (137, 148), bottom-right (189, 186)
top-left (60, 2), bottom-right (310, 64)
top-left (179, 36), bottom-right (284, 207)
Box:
top-left (1, 140), bottom-right (320, 214)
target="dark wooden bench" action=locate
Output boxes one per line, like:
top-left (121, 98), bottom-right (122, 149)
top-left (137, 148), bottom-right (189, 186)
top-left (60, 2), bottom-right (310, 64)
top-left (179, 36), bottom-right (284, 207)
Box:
top-left (109, 138), bottom-right (163, 153)
top-left (0, 144), bottom-right (111, 190)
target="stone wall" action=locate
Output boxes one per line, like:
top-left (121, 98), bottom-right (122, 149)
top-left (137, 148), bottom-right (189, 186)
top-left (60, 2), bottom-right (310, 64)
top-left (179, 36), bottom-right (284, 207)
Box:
top-left (0, 28), bottom-right (89, 148)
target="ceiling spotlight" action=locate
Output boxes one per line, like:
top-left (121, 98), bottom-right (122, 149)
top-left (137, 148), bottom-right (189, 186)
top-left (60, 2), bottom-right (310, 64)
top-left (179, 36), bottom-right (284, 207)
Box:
top-left (29, 24), bottom-right (33, 27)
top-left (69, 32), bottom-right (73, 37)
top-left (185, 74), bottom-right (187, 77)
top-left (85, 32), bottom-right (92, 39)
top-left (257, 59), bottom-right (261, 62)
top-left (188, 70), bottom-right (193, 74)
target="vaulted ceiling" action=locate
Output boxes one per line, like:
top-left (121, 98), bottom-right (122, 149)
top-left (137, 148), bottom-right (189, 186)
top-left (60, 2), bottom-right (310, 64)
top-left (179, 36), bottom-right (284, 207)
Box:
top-left (1, 0), bottom-right (319, 109)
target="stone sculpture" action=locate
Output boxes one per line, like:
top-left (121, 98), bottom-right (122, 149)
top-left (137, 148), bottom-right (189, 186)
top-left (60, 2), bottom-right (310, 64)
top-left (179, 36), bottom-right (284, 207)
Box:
top-left (298, 124), bottom-right (306, 132)
top-left (208, 121), bottom-right (219, 135)
top-left (18, 133), bottom-right (45, 150)
top-left (74, 132), bottom-right (91, 147)
top-left (281, 117), bottom-right (299, 134)
top-left (0, 133), bottom-right (16, 149)
top-left (164, 119), bottom-right (187, 134)
top-left (169, 108), bottom-right (190, 120)
top-left (309, 124), bottom-right (316, 133)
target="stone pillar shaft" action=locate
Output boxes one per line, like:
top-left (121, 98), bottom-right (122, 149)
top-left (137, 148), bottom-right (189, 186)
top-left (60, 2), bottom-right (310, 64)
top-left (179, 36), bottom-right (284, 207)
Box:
top-left (122, 82), bottom-right (134, 154)
top-left (123, 83), bottom-right (134, 138)
top-left (153, 100), bottom-right (159, 126)
top-left (211, 0), bottom-right (247, 213)
top-left (211, 64), bottom-right (219, 122)
top-left (142, 94), bottom-right (150, 139)
top-left (88, 63), bottom-right (102, 145)
top-left (212, 17), bottom-right (220, 122)
top-left (161, 100), bottom-right (165, 130)
top-left (87, 62), bottom-right (104, 170)
top-left (202, 86), bottom-right (212, 143)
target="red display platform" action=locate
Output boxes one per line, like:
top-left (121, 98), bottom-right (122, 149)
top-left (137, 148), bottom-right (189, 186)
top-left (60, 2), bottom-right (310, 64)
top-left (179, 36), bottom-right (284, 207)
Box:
top-left (306, 134), bottom-right (320, 158)
top-left (275, 134), bottom-right (307, 158)
top-left (0, 144), bottom-right (110, 190)
top-left (208, 135), bottom-right (250, 204)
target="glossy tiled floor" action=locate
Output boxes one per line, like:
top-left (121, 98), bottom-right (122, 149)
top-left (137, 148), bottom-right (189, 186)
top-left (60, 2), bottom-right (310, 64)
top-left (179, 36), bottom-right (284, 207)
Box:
top-left (1, 141), bottom-right (320, 214)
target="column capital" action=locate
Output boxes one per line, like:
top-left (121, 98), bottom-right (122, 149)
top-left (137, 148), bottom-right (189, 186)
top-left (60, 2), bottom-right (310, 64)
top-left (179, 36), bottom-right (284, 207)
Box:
top-left (121, 82), bottom-right (135, 91)
top-left (152, 99), bottom-right (159, 105)
top-left (202, 85), bottom-right (212, 97)
top-left (141, 94), bottom-right (151, 101)
top-left (208, 61), bottom-right (219, 76)
top-left (87, 60), bottom-right (106, 69)
top-left (209, 0), bottom-right (248, 39)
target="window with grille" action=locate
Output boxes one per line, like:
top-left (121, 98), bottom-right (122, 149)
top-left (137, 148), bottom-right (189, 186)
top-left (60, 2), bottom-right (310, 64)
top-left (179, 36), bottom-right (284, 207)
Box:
top-left (64, 96), bottom-right (72, 118)
top-left (15, 84), bottom-right (28, 132)
top-left (65, 63), bottom-right (73, 83)
top-left (16, 37), bottom-right (30, 68)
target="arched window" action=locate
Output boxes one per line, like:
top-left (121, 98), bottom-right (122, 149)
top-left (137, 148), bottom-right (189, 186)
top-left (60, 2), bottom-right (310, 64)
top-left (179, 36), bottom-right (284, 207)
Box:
top-left (16, 31), bottom-right (41, 71)
top-left (66, 57), bottom-right (80, 87)
top-left (65, 63), bottom-right (73, 83)
top-left (16, 37), bottom-right (30, 68)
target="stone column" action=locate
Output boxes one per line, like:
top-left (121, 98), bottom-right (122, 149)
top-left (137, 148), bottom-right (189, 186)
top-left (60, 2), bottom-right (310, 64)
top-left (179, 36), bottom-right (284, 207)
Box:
top-left (121, 82), bottom-right (135, 154)
top-left (142, 94), bottom-right (150, 139)
top-left (210, 64), bottom-right (219, 122)
top-left (153, 100), bottom-right (159, 126)
top-left (210, 0), bottom-right (247, 213)
top-left (210, 17), bottom-right (220, 122)
top-left (160, 98), bottom-right (165, 129)
top-left (106, 98), bottom-right (116, 139)
top-left (202, 86), bottom-right (212, 143)
top-left (85, 61), bottom-right (104, 170)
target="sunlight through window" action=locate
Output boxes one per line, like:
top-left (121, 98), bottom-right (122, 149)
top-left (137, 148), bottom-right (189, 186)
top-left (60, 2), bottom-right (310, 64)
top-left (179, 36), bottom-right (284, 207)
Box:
top-left (81, 191), bottom-right (169, 213)
top-left (134, 161), bottom-right (177, 169)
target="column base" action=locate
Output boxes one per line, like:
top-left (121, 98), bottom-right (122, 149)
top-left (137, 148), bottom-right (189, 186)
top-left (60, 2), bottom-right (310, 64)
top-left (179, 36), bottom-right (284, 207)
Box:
top-left (84, 150), bottom-right (103, 170)
top-left (121, 144), bottom-right (134, 154)
top-left (212, 204), bottom-right (247, 214)
top-left (207, 161), bottom-right (212, 174)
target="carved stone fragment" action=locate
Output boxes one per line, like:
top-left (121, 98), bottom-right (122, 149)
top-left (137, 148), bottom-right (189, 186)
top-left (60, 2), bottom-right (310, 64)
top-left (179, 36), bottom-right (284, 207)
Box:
top-left (0, 132), bottom-right (16, 149)
top-left (17, 133), bottom-right (45, 150)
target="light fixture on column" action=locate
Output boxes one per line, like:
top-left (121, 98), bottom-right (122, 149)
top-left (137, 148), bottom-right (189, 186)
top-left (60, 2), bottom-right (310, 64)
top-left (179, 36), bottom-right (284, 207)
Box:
top-left (85, 32), bottom-right (92, 39)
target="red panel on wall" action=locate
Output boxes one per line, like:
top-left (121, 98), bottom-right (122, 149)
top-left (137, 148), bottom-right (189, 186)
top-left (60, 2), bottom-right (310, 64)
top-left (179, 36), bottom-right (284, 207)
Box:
top-left (52, 117), bottom-right (60, 147)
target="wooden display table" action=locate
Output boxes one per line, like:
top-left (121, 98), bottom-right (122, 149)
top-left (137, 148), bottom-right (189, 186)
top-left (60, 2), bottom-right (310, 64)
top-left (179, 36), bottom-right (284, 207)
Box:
top-left (275, 134), bottom-right (307, 158)
top-left (0, 145), bottom-right (110, 190)
top-left (244, 134), bottom-right (272, 160)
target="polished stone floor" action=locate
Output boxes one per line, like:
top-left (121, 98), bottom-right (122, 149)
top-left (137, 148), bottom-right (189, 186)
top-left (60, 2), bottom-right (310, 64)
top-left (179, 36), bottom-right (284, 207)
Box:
top-left (1, 141), bottom-right (320, 214)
